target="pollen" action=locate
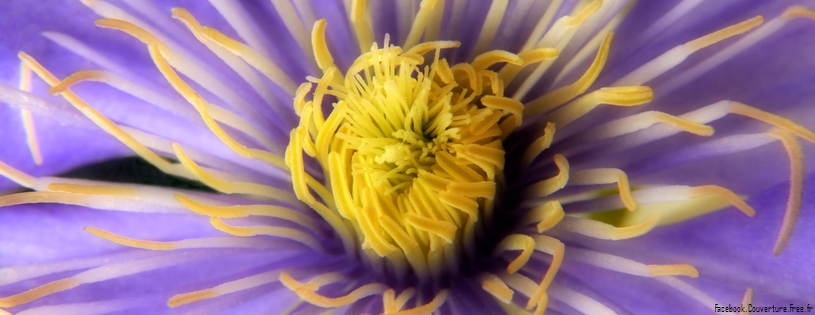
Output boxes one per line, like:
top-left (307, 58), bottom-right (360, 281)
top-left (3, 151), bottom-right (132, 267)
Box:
top-left (286, 23), bottom-right (526, 280)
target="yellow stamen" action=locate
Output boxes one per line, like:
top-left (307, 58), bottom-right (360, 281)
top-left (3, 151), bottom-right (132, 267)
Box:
top-left (688, 185), bottom-right (756, 217)
top-left (565, 0), bottom-right (604, 27)
top-left (730, 102), bottom-right (815, 143)
top-left (173, 193), bottom-right (320, 231)
top-left (286, 24), bottom-right (519, 287)
top-left (525, 154), bottom-right (570, 198)
top-left (382, 288), bottom-right (398, 313)
top-left (740, 288), bottom-right (754, 315)
top-left (781, 6), bottom-right (815, 20)
top-left (646, 264), bottom-right (699, 278)
top-left (48, 183), bottom-right (140, 198)
top-left (552, 8), bottom-right (626, 86)
top-left (0, 278), bottom-right (79, 308)
top-left (522, 200), bottom-right (565, 232)
top-left (550, 86), bottom-right (654, 130)
top-left (49, 67), bottom-right (280, 151)
top-left (523, 32), bottom-right (614, 116)
top-left (471, 50), bottom-right (523, 71)
top-left (19, 51), bottom-right (193, 181)
top-left (209, 218), bottom-right (324, 252)
top-left (287, 129), bottom-right (357, 255)
top-left (568, 168), bottom-right (637, 211)
top-left (523, 122), bottom-right (556, 167)
top-left (684, 16), bottom-right (764, 54)
top-left (481, 95), bottom-right (524, 127)
top-left (526, 235), bottom-right (564, 309)
top-left (389, 290), bottom-right (448, 315)
top-left (171, 143), bottom-right (296, 202)
top-left (0, 191), bottom-right (104, 209)
top-left (406, 214), bottom-right (457, 243)
top-left (283, 279), bottom-right (388, 308)
top-left (168, 289), bottom-right (219, 307)
top-left (394, 288), bottom-right (416, 312)
top-left (596, 111), bottom-right (716, 140)
top-left (201, 26), bottom-right (298, 95)
top-left (0, 160), bottom-right (38, 189)
top-left (350, 0), bottom-right (373, 53)
top-left (498, 48), bottom-right (560, 84)
top-left (615, 16), bottom-right (764, 86)
top-left (312, 19), bottom-right (336, 73)
top-left (403, 0), bottom-right (440, 49)
top-left (495, 234), bottom-right (536, 274)
top-left (170, 7), bottom-right (285, 114)
top-left (84, 226), bottom-right (177, 250)
top-left (279, 272), bottom-right (347, 292)
top-left (85, 226), bottom-right (268, 250)
top-left (512, 0), bottom-right (604, 100)
top-left (767, 129), bottom-right (804, 256)
top-left (425, 0), bottom-right (444, 42)
top-left (482, 273), bottom-right (515, 304)
top-left (96, 19), bottom-right (292, 173)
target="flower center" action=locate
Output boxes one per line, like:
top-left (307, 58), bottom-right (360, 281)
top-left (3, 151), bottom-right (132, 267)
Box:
top-left (287, 35), bottom-right (525, 281)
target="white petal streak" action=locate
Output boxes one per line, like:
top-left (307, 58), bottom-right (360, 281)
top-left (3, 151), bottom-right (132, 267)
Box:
top-left (0, 251), bottom-right (157, 286)
top-left (636, 0), bottom-right (705, 45)
top-left (0, 85), bottom-right (92, 131)
top-left (41, 32), bottom-right (140, 81)
top-left (121, 126), bottom-right (288, 181)
top-left (210, 0), bottom-right (275, 59)
top-left (568, 248), bottom-right (654, 277)
top-left (120, 0), bottom-right (189, 41)
top-left (70, 70), bottom-right (202, 125)
top-left (612, 45), bottom-right (688, 86)
top-left (656, 276), bottom-right (717, 312)
top-left (292, 0), bottom-right (318, 27)
top-left (79, 251), bottom-right (207, 283)
top-left (16, 297), bottom-right (146, 315)
top-left (559, 0), bottom-right (627, 62)
top-left (548, 283), bottom-right (617, 315)
top-left (640, 133), bottom-right (777, 171)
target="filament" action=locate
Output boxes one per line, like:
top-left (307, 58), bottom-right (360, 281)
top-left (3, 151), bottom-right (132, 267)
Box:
top-left (168, 270), bottom-right (282, 307)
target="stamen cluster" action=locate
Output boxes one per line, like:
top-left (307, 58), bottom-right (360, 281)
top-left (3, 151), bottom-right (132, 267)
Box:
top-left (287, 38), bottom-right (524, 281)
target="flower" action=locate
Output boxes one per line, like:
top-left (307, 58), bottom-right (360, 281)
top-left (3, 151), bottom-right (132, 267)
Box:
top-left (1, 0), bottom-right (814, 314)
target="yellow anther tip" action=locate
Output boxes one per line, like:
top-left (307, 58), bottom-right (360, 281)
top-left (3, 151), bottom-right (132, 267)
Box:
top-left (170, 7), bottom-right (186, 16)
top-left (647, 264), bottom-right (699, 278)
top-left (782, 6), bottom-right (815, 20)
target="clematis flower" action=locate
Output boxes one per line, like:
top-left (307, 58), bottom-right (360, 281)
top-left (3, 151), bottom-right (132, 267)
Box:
top-left (1, 0), bottom-right (814, 314)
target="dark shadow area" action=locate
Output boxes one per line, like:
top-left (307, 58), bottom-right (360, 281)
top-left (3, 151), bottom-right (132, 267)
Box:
top-left (60, 157), bottom-right (216, 192)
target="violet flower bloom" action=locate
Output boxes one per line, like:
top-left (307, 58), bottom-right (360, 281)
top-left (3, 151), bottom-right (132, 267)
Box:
top-left (1, 0), bottom-right (814, 314)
